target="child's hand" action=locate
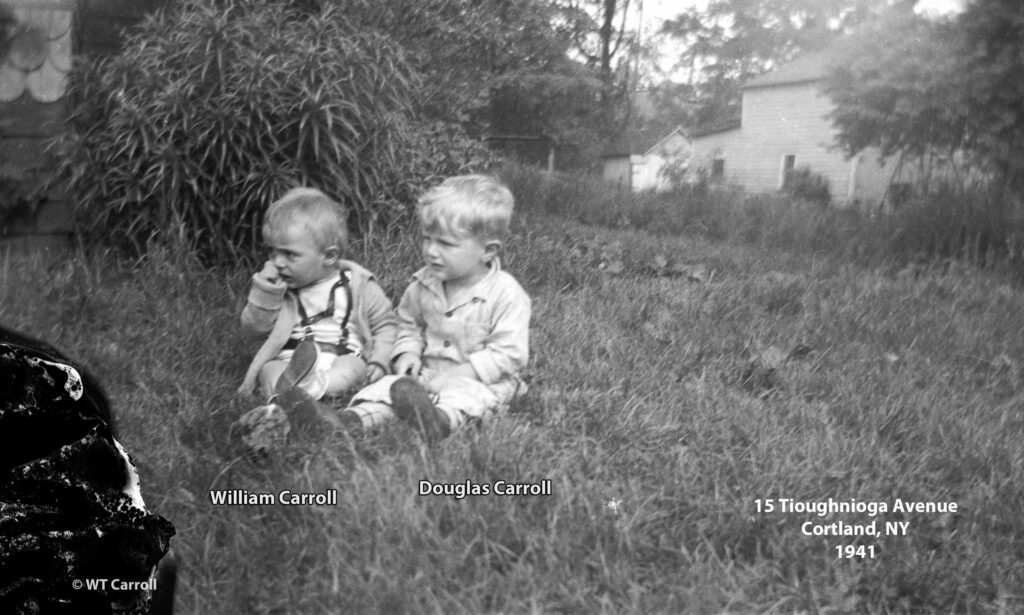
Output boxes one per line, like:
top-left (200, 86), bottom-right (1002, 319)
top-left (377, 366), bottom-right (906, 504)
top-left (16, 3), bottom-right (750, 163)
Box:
top-left (255, 260), bottom-right (281, 285)
top-left (393, 352), bottom-right (421, 377)
top-left (365, 363), bottom-right (386, 384)
top-left (424, 364), bottom-right (476, 394)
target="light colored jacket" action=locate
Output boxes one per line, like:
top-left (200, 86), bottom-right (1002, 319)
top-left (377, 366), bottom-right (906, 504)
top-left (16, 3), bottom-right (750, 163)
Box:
top-left (238, 260), bottom-right (397, 395)
top-left (392, 260), bottom-right (530, 400)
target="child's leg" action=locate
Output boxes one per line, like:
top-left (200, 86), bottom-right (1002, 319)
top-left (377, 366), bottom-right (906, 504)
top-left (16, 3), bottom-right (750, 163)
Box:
top-left (321, 354), bottom-right (368, 398)
top-left (432, 377), bottom-right (500, 431)
top-left (258, 359), bottom-right (289, 399)
top-left (259, 341), bottom-right (319, 398)
top-left (391, 377), bottom-right (450, 441)
top-left (339, 375), bottom-right (401, 432)
top-left (345, 402), bottom-right (396, 430)
top-left (388, 376), bottom-right (498, 441)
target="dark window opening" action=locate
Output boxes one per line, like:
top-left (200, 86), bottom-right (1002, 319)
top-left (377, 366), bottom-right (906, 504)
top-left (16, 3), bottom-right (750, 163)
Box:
top-left (781, 154), bottom-right (796, 187)
top-left (711, 158), bottom-right (725, 181)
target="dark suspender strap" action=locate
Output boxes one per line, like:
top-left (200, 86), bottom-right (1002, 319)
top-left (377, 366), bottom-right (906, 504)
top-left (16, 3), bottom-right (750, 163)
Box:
top-left (339, 276), bottom-right (353, 332)
top-left (291, 274), bottom-right (352, 345)
top-left (295, 275), bottom-right (349, 328)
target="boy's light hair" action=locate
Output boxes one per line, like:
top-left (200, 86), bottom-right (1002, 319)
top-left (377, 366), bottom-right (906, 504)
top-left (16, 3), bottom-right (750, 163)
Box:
top-left (262, 187), bottom-right (348, 252)
top-left (418, 175), bottom-right (514, 241)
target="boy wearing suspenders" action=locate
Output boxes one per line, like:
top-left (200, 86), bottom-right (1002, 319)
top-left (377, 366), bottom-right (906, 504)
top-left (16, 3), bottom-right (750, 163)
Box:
top-left (238, 188), bottom-right (397, 415)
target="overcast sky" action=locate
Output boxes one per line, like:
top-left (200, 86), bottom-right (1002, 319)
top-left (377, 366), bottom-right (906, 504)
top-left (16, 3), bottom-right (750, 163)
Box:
top-left (639, 0), bottom-right (967, 83)
top-left (642, 0), bottom-right (965, 29)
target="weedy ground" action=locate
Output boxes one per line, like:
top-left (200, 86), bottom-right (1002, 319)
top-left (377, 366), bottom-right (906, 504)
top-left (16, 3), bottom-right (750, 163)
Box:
top-left (3, 190), bottom-right (1024, 613)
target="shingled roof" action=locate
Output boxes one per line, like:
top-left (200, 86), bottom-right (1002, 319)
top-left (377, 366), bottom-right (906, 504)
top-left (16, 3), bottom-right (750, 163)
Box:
top-left (603, 127), bottom-right (680, 157)
top-left (741, 51), bottom-right (835, 90)
top-left (0, 4), bottom-right (73, 103)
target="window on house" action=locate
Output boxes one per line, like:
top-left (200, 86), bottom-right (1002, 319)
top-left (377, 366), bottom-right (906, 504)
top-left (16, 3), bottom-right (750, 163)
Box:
top-left (780, 154), bottom-right (796, 188)
top-left (711, 158), bottom-right (725, 181)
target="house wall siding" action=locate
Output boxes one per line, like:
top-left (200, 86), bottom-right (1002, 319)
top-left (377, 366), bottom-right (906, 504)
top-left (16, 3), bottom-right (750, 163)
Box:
top-left (689, 129), bottom-right (744, 181)
top-left (689, 81), bottom-right (900, 207)
top-left (738, 82), bottom-right (854, 199)
top-left (632, 154), bottom-right (665, 191)
top-left (602, 157), bottom-right (632, 190)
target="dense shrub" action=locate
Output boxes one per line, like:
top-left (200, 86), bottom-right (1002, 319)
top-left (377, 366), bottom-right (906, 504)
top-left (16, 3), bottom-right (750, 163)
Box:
top-left (500, 161), bottom-right (1024, 273)
top-left (54, 0), bottom-right (488, 263)
top-left (881, 184), bottom-right (1024, 266)
top-left (782, 166), bottom-right (831, 206)
top-left (502, 160), bottom-right (737, 238)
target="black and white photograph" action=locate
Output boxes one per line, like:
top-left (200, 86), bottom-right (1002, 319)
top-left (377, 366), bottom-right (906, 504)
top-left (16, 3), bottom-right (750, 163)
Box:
top-left (2, 0), bottom-right (1020, 612)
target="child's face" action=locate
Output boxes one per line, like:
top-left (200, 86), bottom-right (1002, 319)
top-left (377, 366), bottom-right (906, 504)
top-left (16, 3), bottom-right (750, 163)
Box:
top-left (267, 223), bottom-right (337, 289)
top-left (421, 226), bottom-right (497, 290)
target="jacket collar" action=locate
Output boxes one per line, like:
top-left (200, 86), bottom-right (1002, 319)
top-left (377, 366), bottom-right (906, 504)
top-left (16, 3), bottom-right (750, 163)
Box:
top-left (412, 258), bottom-right (502, 300)
top-left (337, 259), bottom-right (376, 284)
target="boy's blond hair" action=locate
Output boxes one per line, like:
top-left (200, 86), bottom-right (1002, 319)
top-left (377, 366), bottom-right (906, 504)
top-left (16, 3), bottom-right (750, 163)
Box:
top-left (418, 175), bottom-right (514, 241)
top-left (262, 187), bottom-right (348, 251)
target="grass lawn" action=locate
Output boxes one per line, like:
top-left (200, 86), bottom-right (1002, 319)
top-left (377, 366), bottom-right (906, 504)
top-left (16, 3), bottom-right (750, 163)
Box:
top-left (3, 202), bottom-right (1024, 613)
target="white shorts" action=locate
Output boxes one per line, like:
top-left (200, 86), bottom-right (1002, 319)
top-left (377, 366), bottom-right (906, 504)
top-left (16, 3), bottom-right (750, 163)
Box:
top-left (275, 348), bottom-right (339, 373)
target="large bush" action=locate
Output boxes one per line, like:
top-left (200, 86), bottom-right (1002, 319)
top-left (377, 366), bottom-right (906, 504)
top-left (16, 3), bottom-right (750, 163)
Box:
top-left (56, 0), bottom-right (487, 263)
top-left (782, 166), bottom-right (831, 206)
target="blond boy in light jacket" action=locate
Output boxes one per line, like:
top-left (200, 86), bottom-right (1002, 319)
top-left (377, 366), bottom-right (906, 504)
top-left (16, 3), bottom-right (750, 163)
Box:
top-left (342, 175), bottom-right (530, 441)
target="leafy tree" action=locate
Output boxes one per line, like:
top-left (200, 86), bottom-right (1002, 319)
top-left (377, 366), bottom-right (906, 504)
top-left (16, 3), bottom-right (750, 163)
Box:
top-left (660, 0), bottom-right (894, 130)
top-left (336, 0), bottom-right (605, 168)
top-left (956, 0), bottom-right (1024, 188)
top-left (564, 0), bottom-right (640, 135)
top-left (472, 0), bottom-right (605, 164)
top-left (825, 0), bottom-right (1024, 192)
top-left (824, 7), bottom-right (967, 183)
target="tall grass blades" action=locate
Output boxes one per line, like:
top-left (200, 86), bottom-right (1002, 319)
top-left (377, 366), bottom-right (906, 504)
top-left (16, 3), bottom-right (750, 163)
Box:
top-left (502, 161), bottom-right (1024, 276)
top-left (5, 210), bottom-right (1024, 611)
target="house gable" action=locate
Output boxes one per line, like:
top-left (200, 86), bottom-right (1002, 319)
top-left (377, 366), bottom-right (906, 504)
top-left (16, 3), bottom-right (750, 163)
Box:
top-left (643, 127), bottom-right (690, 158)
top-left (602, 127), bottom-right (692, 192)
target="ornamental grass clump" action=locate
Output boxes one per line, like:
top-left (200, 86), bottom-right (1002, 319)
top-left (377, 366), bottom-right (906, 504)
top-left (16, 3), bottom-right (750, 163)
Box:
top-left (55, 0), bottom-right (454, 263)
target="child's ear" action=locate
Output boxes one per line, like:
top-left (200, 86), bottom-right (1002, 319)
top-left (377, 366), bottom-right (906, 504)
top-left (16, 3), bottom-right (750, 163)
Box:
top-left (484, 240), bottom-right (502, 261)
top-left (322, 245), bottom-right (340, 265)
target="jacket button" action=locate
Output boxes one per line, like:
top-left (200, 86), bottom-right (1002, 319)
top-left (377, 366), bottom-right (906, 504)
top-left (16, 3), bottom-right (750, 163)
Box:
top-left (443, 341), bottom-right (451, 347)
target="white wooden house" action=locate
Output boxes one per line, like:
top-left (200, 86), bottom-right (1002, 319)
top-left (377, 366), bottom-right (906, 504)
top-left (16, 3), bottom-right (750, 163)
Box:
top-left (602, 127), bottom-right (691, 192)
top-left (688, 52), bottom-right (903, 208)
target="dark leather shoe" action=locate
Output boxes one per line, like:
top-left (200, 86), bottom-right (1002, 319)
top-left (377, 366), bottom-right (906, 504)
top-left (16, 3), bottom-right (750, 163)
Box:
top-left (391, 377), bottom-right (450, 442)
top-left (271, 386), bottom-right (324, 434)
top-left (274, 340), bottom-right (318, 395)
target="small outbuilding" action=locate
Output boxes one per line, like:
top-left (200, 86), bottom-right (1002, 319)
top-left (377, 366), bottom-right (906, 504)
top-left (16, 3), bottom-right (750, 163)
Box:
top-left (602, 126), bottom-right (691, 192)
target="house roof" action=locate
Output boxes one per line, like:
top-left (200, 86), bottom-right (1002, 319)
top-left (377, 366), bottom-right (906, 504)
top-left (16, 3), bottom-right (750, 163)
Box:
top-left (741, 51), bottom-right (834, 90)
top-left (0, 0), bottom-right (170, 104)
top-left (642, 127), bottom-right (689, 156)
top-left (0, 5), bottom-right (72, 103)
top-left (603, 126), bottom-right (687, 158)
top-left (689, 119), bottom-right (741, 139)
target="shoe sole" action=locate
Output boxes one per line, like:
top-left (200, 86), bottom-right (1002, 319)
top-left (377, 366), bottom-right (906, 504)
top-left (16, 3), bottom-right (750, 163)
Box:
top-left (391, 377), bottom-right (449, 441)
top-left (274, 340), bottom-right (319, 395)
top-left (273, 386), bottom-right (325, 434)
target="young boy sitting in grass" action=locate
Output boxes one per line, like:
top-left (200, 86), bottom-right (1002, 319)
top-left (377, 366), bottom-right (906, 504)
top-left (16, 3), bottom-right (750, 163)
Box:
top-left (237, 188), bottom-right (397, 419)
top-left (339, 174), bottom-right (531, 441)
